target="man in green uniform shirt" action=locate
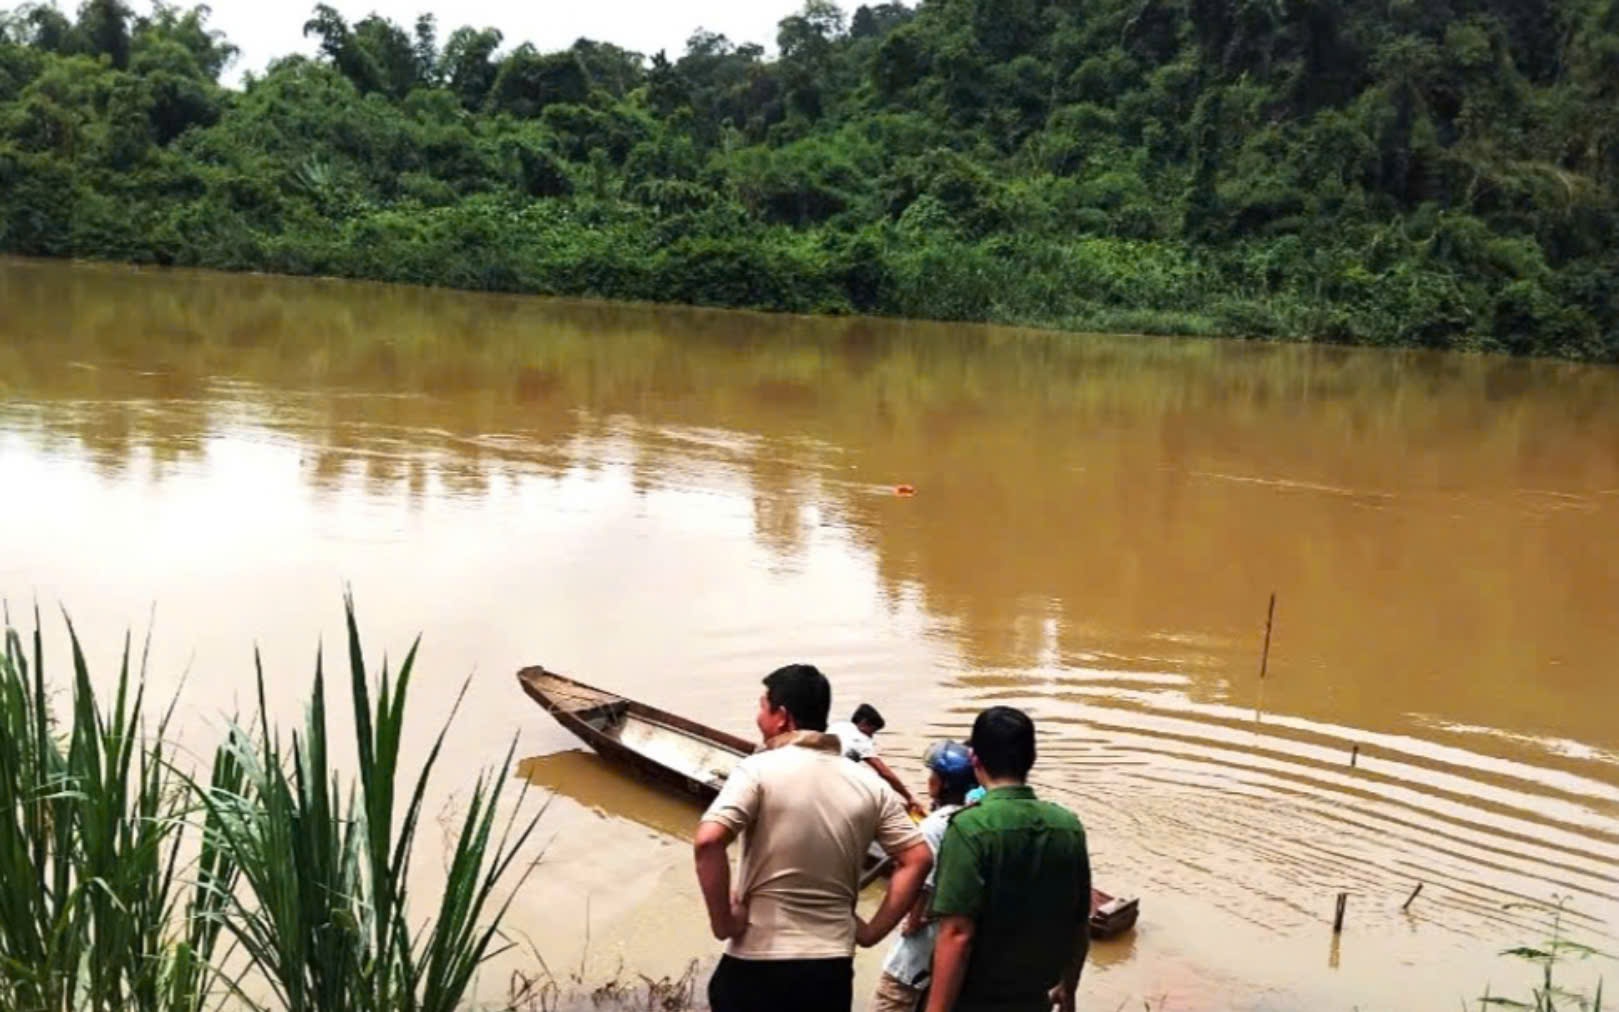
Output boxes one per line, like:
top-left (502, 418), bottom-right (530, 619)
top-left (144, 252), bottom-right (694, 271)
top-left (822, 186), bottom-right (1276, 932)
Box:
top-left (925, 706), bottom-right (1091, 1012)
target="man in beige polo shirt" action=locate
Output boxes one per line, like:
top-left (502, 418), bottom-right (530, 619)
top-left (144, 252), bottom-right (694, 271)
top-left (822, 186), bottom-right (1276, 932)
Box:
top-left (694, 663), bottom-right (932, 1012)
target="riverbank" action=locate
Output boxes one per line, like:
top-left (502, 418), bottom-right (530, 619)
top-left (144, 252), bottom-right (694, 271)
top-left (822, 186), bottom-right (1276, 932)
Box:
top-left (11, 206), bottom-right (1615, 365)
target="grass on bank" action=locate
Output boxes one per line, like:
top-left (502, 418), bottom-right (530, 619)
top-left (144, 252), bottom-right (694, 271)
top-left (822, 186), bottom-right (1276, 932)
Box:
top-left (0, 609), bottom-right (232, 1012)
top-left (0, 597), bottom-right (539, 1012)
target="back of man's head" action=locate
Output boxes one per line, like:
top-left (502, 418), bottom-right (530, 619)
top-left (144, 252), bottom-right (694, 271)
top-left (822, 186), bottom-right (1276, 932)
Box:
top-left (968, 706), bottom-right (1036, 781)
top-left (851, 703), bottom-right (885, 732)
top-left (763, 664), bottom-right (832, 732)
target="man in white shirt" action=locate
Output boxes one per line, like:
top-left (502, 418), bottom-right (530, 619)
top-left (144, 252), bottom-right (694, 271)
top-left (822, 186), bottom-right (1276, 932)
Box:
top-left (694, 665), bottom-right (934, 1012)
top-left (829, 703), bottom-right (926, 817)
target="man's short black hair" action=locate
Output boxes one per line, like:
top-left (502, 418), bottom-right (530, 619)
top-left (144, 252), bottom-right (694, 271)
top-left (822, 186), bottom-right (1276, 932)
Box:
top-left (967, 706), bottom-right (1036, 781)
top-left (851, 703), bottom-right (885, 732)
top-left (763, 664), bottom-right (831, 732)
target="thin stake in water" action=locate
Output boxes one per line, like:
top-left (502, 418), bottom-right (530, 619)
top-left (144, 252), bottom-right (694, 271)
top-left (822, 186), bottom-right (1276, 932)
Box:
top-left (1254, 592), bottom-right (1276, 724)
top-left (1258, 592), bottom-right (1277, 681)
top-left (1333, 892), bottom-right (1348, 934)
top-left (1402, 882), bottom-right (1424, 912)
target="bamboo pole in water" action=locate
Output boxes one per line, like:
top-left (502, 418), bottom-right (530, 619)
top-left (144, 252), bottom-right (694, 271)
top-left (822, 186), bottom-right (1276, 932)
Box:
top-left (1254, 593), bottom-right (1276, 723)
top-left (1402, 883), bottom-right (1424, 912)
top-left (1258, 593), bottom-right (1277, 681)
top-left (1333, 892), bottom-right (1348, 934)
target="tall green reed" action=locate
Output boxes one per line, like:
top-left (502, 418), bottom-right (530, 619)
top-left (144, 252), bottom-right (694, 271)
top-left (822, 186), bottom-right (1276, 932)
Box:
top-left (0, 609), bottom-right (241, 1012)
top-left (0, 598), bottom-right (541, 1012)
top-left (194, 595), bottom-right (542, 1012)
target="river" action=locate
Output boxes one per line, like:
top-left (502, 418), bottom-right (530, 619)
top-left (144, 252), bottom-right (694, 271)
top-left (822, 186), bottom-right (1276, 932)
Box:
top-left (1, 256), bottom-right (1615, 1010)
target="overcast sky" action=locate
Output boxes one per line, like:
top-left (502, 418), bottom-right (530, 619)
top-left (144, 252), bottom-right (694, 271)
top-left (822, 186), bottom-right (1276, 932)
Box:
top-left (133, 0), bottom-right (847, 85)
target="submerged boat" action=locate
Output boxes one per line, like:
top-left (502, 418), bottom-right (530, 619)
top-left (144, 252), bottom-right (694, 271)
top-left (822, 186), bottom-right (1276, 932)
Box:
top-left (518, 666), bottom-right (752, 801)
top-left (517, 665), bottom-right (1140, 939)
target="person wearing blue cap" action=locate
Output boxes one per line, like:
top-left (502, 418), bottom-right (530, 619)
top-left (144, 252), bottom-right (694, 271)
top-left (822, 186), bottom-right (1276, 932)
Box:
top-left (870, 740), bottom-right (977, 1012)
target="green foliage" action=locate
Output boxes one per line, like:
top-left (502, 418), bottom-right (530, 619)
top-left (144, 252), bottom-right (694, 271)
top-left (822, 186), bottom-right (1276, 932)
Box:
top-left (199, 597), bottom-right (540, 1012)
top-left (78, 0), bottom-right (133, 70)
top-left (0, 612), bottom-right (240, 1012)
top-left (1, 0), bottom-right (1618, 359)
top-left (1477, 902), bottom-right (1610, 1010)
top-left (438, 25), bottom-right (501, 110)
top-left (487, 45), bottom-right (589, 119)
top-left (0, 599), bottom-right (540, 1012)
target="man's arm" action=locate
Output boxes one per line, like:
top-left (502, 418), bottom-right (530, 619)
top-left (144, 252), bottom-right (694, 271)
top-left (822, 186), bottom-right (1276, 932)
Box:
top-left (901, 885), bottom-right (933, 936)
top-left (924, 915), bottom-right (975, 1012)
top-left (862, 756), bottom-right (924, 815)
top-left (693, 821), bottom-right (747, 941)
top-left (1050, 929), bottom-right (1089, 1012)
top-left (855, 840), bottom-right (932, 946)
top-left (1051, 835), bottom-right (1094, 1012)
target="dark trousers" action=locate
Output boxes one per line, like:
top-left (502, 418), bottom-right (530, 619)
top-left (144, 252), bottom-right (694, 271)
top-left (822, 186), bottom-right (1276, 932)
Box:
top-left (707, 953), bottom-right (854, 1012)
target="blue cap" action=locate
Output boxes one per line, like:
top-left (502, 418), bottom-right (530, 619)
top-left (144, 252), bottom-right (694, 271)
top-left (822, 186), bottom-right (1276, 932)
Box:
top-left (923, 741), bottom-right (975, 789)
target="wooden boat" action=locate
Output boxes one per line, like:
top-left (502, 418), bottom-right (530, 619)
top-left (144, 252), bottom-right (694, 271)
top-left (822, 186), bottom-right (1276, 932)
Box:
top-left (517, 666), bottom-right (1140, 939)
top-left (1089, 889), bottom-right (1140, 938)
top-left (518, 666), bottom-right (752, 802)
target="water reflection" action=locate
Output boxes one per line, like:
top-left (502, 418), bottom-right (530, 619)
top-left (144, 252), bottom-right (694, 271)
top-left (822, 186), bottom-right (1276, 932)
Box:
top-left (21, 257), bottom-right (1613, 743)
top-left (517, 749), bottom-right (703, 843)
top-left (3, 256), bottom-right (1617, 1008)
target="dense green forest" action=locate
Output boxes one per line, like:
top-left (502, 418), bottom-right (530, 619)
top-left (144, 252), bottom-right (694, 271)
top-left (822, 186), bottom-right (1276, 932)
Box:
top-left (2, 0), bottom-right (1617, 359)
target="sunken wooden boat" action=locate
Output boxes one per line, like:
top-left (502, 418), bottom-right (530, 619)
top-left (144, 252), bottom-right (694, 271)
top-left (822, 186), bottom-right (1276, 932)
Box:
top-left (518, 665), bottom-right (1140, 939)
top-left (518, 666), bottom-right (751, 802)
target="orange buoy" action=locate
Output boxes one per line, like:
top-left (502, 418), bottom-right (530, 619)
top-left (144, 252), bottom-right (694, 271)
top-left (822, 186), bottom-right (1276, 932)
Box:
top-left (895, 484), bottom-right (916, 497)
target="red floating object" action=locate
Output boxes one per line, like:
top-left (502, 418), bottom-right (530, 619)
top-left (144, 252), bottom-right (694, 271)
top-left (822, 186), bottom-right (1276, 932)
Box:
top-left (895, 484), bottom-right (916, 497)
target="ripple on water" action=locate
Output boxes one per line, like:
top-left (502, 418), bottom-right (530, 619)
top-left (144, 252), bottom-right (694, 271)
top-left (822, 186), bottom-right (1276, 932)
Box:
top-left (931, 666), bottom-right (1619, 956)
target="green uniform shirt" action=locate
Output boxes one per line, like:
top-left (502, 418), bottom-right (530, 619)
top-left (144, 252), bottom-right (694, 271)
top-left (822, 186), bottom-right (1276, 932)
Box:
top-left (929, 785), bottom-right (1091, 1012)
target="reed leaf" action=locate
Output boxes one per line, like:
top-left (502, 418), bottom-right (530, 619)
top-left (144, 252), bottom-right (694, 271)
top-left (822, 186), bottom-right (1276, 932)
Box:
top-left (0, 609), bottom-right (235, 1012)
top-left (1, 599), bottom-right (540, 1012)
top-left (194, 595), bottom-right (540, 1012)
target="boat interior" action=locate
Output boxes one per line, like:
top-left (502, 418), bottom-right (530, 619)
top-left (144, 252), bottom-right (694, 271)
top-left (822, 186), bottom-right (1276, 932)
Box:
top-left (579, 700), bottom-right (746, 790)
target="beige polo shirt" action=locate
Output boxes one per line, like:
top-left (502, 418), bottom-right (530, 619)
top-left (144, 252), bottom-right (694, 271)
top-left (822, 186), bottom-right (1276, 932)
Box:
top-left (701, 730), bottom-right (923, 960)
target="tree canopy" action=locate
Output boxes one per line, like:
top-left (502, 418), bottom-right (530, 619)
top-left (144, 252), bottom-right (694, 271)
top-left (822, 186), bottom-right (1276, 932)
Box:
top-left (2, 0), bottom-right (1617, 360)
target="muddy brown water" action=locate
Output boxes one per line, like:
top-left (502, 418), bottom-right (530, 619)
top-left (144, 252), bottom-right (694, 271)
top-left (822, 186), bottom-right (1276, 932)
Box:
top-left (2, 257), bottom-right (1616, 1010)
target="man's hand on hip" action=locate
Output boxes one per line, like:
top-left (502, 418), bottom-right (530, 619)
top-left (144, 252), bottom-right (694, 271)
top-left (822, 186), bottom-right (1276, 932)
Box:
top-left (1049, 981), bottom-right (1077, 1012)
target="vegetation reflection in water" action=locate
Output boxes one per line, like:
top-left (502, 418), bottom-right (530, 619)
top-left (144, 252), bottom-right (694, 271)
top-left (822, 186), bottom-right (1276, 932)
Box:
top-left (3, 258), bottom-right (1616, 748)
